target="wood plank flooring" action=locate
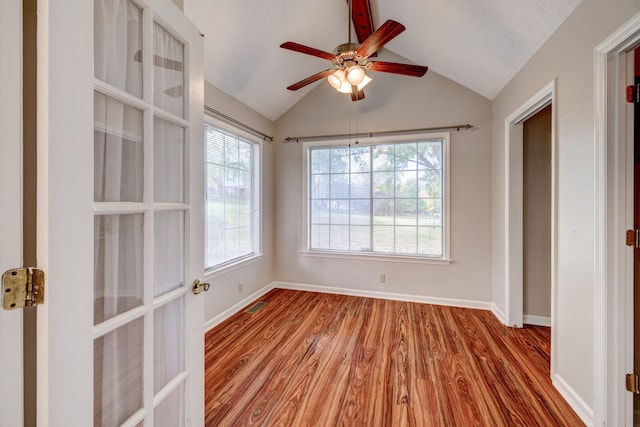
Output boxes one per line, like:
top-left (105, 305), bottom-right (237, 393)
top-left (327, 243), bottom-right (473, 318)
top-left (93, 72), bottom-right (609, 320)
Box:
top-left (204, 289), bottom-right (584, 426)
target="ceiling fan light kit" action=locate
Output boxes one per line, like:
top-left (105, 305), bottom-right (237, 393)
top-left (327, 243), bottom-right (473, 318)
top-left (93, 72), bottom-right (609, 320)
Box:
top-left (327, 69), bottom-right (346, 89)
top-left (328, 61), bottom-right (371, 93)
top-left (336, 73), bottom-right (371, 94)
top-left (280, 1), bottom-right (428, 102)
top-left (346, 64), bottom-right (365, 85)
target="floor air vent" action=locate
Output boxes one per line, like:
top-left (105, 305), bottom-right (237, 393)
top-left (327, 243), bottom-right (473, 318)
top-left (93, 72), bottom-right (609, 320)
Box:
top-left (245, 302), bottom-right (267, 314)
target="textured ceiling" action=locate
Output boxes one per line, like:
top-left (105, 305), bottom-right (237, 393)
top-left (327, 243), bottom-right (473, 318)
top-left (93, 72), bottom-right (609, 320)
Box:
top-left (183, 0), bottom-right (582, 121)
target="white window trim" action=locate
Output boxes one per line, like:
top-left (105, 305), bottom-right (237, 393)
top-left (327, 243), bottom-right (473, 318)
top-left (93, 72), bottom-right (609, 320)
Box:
top-left (203, 114), bottom-right (264, 274)
top-left (204, 254), bottom-right (265, 280)
top-left (301, 132), bottom-right (451, 263)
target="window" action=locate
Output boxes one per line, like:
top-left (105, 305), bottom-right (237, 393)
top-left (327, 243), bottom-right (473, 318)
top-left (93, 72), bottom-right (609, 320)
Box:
top-left (204, 121), bottom-right (260, 271)
top-left (306, 134), bottom-right (449, 260)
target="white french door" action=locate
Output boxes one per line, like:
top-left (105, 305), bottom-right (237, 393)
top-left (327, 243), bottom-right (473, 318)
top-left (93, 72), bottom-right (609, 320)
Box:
top-left (0, 0), bottom-right (24, 426)
top-left (37, 1), bottom-right (204, 426)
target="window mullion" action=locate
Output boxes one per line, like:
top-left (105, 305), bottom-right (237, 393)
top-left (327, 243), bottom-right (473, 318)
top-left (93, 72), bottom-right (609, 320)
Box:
top-left (415, 168), bottom-right (419, 254)
top-left (348, 146), bottom-right (352, 252)
top-left (222, 138), bottom-right (228, 261)
top-left (369, 147), bottom-right (374, 253)
top-left (393, 144), bottom-right (397, 254)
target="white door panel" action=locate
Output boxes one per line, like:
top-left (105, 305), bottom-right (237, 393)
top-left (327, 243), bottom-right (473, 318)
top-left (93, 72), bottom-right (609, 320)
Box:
top-left (0, 0), bottom-right (24, 425)
top-left (37, 1), bottom-right (204, 425)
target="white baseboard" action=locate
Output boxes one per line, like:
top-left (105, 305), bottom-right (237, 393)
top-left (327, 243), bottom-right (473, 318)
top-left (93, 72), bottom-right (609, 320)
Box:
top-left (491, 304), bottom-right (506, 324)
top-left (553, 373), bottom-right (594, 427)
top-left (204, 282), bottom-right (549, 331)
top-left (523, 314), bottom-right (551, 327)
top-left (204, 283), bottom-right (275, 332)
top-left (272, 281), bottom-right (494, 311)
top-left (204, 281), bottom-right (494, 333)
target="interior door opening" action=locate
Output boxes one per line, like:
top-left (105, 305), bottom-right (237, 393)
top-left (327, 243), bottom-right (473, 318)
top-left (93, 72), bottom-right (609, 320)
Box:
top-left (523, 104), bottom-right (552, 328)
top-left (503, 80), bottom-right (555, 335)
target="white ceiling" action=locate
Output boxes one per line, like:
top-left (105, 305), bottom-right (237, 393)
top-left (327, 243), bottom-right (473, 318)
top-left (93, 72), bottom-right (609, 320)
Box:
top-left (183, 0), bottom-right (582, 121)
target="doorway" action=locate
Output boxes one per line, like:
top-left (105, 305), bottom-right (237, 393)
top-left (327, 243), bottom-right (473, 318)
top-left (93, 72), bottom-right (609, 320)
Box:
top-left (594, 11), bottom-right (640, 425)
top-left (523, 105), bottom-right (552, 327)
top-left (503, 80), bottom-right (556, 330)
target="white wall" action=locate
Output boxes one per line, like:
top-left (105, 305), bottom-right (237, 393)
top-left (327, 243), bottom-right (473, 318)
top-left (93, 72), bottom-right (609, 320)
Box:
top-left (491, 0), bottom-right (640, 419)
top-left (203, 82), bottom-right (276, 324)
top-left (274, 55), bottom-right (493, 304)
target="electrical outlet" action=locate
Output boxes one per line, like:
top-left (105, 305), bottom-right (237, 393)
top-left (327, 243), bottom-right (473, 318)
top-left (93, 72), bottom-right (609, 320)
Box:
top-left (379, 273), bottom-right (386, 284)
top-left (238, 283), bottom-right (244, 293)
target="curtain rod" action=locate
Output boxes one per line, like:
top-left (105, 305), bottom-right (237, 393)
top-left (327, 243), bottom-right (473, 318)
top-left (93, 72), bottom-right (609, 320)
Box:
top-left (204, 105), bottom-right (275, 142)
top-left (283, 123), bottom-right (473, 143)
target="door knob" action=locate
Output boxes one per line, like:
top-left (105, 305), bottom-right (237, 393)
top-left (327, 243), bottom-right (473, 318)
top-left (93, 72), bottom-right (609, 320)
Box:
top-left (192, 279), bottom-right (211, 295)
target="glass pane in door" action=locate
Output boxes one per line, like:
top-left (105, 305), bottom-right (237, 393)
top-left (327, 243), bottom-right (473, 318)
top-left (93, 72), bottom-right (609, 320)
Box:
top-left (94, 214), bottom-right (144, 324)
top-left (94, 318), bottom-right (144, 427)
top-left (94, 92), bottom-right (144, 202)
top-left (154, 384), bottom-right (184, 427)
top-left (153, 298), bottom-right (184, 393)
top-left (94, 0), bottom-right (143, 98)
top-left (154, 211), bottom-right (184, 296)
top-left (154, 117), bottom-right (184, 202)
top-left (154, 22), bottom-right (184, 117)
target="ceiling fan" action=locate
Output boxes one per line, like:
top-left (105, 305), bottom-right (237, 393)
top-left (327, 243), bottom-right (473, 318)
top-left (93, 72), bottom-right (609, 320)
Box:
top-left (280, 0), bottom-right (428, 101)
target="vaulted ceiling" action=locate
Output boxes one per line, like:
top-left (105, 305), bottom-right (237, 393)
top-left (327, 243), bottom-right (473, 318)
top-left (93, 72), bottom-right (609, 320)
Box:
top-left (183, 0), bottom-right (583, 121)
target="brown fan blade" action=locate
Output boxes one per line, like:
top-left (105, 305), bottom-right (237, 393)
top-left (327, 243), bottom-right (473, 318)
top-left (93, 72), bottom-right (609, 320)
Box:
top-left (348, 0), bottom-right (374, 44)
top-left (350, 86), bottom-right (365, 101)
top-left (287, 69), bottom-right (335, 91)
top-left (356, 20), bottom-right (405, 58)
top-left (280, 42), bottom-right (336, 61)
top-left (369, 61), bottom-right (428, 77)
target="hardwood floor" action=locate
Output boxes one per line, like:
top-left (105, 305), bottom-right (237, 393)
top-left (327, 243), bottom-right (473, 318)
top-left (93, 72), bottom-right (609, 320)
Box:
top-left (204, 289), bottom-right (584, 426)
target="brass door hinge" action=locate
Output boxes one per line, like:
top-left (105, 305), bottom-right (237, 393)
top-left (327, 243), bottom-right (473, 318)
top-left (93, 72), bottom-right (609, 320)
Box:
top-left (626, 229), bottom-right (640, 248)
top-left (627, 373), bottom-right (640, 394)
top-left (2, 267), bottom-right (45, 310)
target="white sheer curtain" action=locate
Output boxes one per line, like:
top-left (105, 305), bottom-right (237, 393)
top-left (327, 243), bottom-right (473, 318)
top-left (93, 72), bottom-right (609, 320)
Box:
top-left (94, 0), bottom-right (142, 97)
top-left (154, 22), bottom-right (184, 117)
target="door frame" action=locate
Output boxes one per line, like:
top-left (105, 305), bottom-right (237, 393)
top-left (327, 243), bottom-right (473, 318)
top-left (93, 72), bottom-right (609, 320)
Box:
top-left (0, 0), bottom-right (24, 425)
top-left (503, 80), bottom-right (557, 354)
top-left (594, 11), bottom-right (640, 427)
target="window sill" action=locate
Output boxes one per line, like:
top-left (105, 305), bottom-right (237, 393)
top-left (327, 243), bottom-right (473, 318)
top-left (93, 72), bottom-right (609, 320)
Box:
top-left (204, 254), bottom-right (264, 279)
top-left (300, 250), bottom-right (452, 266)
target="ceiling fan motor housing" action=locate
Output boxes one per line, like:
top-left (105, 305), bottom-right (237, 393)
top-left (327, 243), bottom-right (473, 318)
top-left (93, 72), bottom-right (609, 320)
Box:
top-left (332, 43), bottom-right (368, 69)
top-left (333, 42), bottom-right (359, 55)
